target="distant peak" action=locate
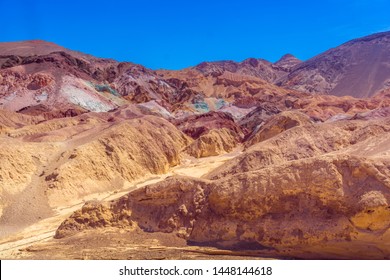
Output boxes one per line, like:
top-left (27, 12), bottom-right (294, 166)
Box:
top-left (275, 54), bottom-right (300, 64)
top-left (274, 54), bottom-right (301, 70)
top-left (281, 53), bottom-right (295, 58)
top-left (242, 57), bottom-right (271, 65)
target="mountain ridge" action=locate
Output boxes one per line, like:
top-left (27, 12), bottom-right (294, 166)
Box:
top-left (2, 31), bottom-right (390, 106)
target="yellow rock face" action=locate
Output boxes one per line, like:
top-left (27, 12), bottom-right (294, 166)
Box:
top-left (351, 206), bottom-right (390, 231)
top-left (45, 117), bottom-right (190, 207)
top-left (351, 191), bottom-right (390, 231)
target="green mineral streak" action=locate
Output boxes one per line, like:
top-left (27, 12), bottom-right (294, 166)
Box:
top-left (88, 81), bottom-right (119, 96)
top-left (194, 102), bottom-right (209, 112)
top-left (215, 98), bottom-right (227, 110)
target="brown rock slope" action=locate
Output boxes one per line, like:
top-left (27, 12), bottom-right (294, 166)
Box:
top-left (158, 67), bottom-right (300, 106)
top-left (192, 53), bottom-right (301, 84)
top-left (174, 111), bottom-right (244, 139)
top-left (0, 40), bottom-right (184, 115)
top-left (0, 109), bottom-right (45, 134)
top-left (55, 156), bottom-right (390, 258)
top-left (2, 35), bottom-right (390, 122)
top-left (244, 110), bottom-right (312, 146)
top-left (273, 54), bottom-right (302, 72)
top-left (278, 31), bottom-right (390, 98)
top-left (0, 137), bottom-right (60, 222)
top-left (55, 117), bottom-right (390, 259)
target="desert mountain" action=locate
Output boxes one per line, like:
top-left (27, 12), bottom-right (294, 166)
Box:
top-left (193, 58), bottom-right (285, 83)
top-left (0, 40), bottom-right (186, 115)
top-left (278, 31), bottom-right (390, 98)
top-left (273, 54), bottom-right (302, 71)
top-left (1, 33), bottom-right (390, 259)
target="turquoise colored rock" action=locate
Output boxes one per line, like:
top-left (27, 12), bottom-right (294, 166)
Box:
top-left (193, 102), bottom-right (209, 113)
top-left (88, 82), bottom-right (119, 96)
top-left (216, 99), bottom-right (228, 110)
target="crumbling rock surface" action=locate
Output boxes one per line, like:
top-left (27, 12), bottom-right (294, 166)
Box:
top-left (207, 118), bottom-right (390, 180)
top-left (185, 128), bottom-right (239, 158)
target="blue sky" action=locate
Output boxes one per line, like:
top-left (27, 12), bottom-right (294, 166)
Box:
top-left (1, 0), bottom-right (390, 69)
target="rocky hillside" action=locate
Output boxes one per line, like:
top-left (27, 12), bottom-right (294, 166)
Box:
top-left (2, 32), bottom-right (390, 119)
top-left (55, 116), bottom-right (390, 259)
top-left (0, 109), bottom-right (190, 231)
top-left (278, 31), bottom-right (390, 98)
top-left (1, 33), bottom-right (390, 259)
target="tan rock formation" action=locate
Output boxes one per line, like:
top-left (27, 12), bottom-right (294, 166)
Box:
top-left (55, 153), bottom-right (390, 258)
top-left (45, 116), bottom-right (190, 207)
top-left (207, 118), bottom-right (390, 179)
top-left (0, 136), bottom-right (61, 227)
top-left (185, 128), bottom-right (239, 158)
top-left (0, 111), bottom-right (190, 231)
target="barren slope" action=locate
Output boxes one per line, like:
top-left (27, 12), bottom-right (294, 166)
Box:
top-left (278, 32), bottom-right (390, 98)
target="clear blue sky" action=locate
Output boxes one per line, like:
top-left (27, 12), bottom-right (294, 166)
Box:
top-left (1, 0), bottom-right (390, 69)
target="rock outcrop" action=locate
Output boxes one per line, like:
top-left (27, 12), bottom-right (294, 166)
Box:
top-left (273, 54), bottom-right (301, 72)
top-left (244, 111), bottom-right (312, 147)
top-left (185, 128), bottom-right (239, 158)
top-left (174, 111), bottom-right (244, 139)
